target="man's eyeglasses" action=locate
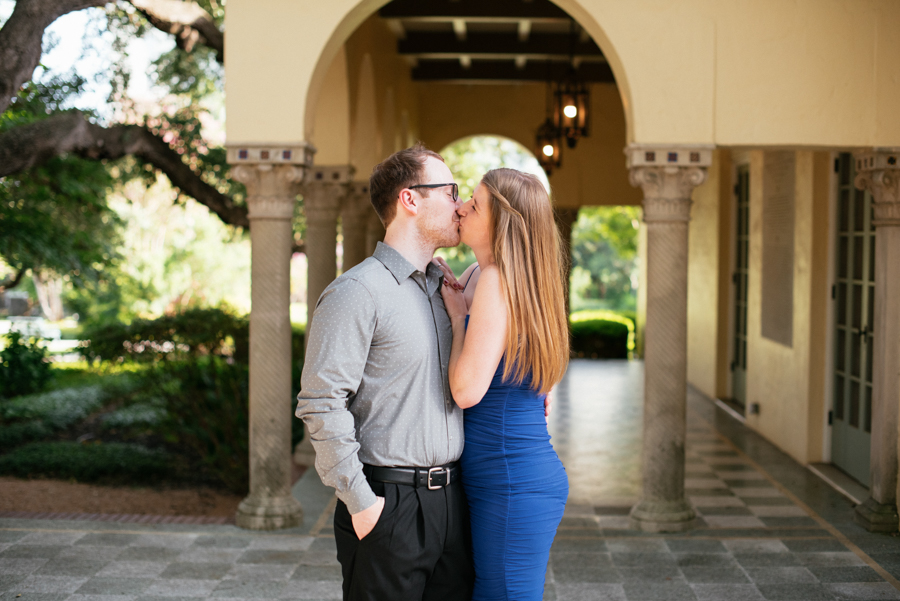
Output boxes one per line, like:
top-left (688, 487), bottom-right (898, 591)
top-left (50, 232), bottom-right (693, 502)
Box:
top-left (409, 183), bottom-right (459, 202)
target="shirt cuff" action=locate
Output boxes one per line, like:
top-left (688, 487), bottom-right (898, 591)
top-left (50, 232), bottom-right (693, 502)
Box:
top-left (339, 479), bottom-right (378, 515)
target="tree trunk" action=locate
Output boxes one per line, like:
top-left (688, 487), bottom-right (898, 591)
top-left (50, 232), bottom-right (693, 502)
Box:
top-left (33, 271), bottom-right (65, 322)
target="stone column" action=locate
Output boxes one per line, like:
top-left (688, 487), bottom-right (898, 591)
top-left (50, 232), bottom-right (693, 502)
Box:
top-left (342, 181), bottom-right (374, 270)
top-left (853, 149), bottom-right (900, 533)
top-left (229, 144), bottom-right (312, 530)
top-left (555, 207), bottom-right (580, 315)
top-left (366, 211), bottom-right (386, 257)
top-left (303, 166), bottom-right (353, 332)
top-left (626, 145), bottom-right (712, 532)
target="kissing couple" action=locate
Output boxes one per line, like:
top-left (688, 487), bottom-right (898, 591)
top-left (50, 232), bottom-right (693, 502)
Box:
top-left (297, 143), bottom-right (570, 601)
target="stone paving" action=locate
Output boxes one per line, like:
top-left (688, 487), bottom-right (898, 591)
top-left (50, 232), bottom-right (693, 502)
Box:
top-left (1, 360), bottom-right (899, 601)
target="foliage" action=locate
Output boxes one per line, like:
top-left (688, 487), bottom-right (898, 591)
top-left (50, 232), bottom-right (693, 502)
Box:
top-left (0, 77), bottom-right (120, 285)
top-left (101, 399), bottom-right (167, 430)
top-left (0, 332), bottom-right (52, 398)
top-left (569, 318), bottom-right (630, 359)
top-left (0, 441), bottom-right (171, 483)
top-left (0, 376), bottom-right (136, 429)
top-left (571, 309), bottom-right (635, 355)
top-left (570, 206), bottom-right (641, 312)
top-left (145, 357), bottom-right (249, 493)
top-left (81, 306), bottom-right (249, 364)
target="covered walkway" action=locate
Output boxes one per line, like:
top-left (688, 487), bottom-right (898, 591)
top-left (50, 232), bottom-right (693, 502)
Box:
top-left (1, 362), bottom-right (899, 601)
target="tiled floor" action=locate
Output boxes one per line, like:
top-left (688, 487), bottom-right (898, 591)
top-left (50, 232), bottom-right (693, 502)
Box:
top-left (1, 360), bottom-right (899, 601)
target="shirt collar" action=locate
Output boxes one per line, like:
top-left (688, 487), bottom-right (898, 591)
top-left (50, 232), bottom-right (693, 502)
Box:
top-left (373, 241), bottom-right (444, 295)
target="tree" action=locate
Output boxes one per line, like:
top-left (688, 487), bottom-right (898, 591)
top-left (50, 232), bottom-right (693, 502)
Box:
top-left (0, 0), bottom-right (309, 296)
top-left (0, 75), bottom-right (121, 293)
top-left (569, 206), bottom-right (640, 312)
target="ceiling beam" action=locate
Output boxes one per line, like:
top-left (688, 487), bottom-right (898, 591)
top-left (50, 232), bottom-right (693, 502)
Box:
top-left (379, 0), bottom-right (570, 20)
top-left (411, 60), bottom-right (614, 83)
top-left (398, 32), bottom-right (603, 59)
top-left (452, 19), bottom-right (467, 41)
top-left (518, 19), bottom-right (532, 42)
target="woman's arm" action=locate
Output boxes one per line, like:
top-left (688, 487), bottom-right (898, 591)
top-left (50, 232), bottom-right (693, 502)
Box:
top-left (441, 265), bottom-right (507, 409)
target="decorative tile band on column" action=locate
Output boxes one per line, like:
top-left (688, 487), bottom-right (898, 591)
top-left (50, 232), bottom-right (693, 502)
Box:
top-left (853, 149), bottom-right (900, 533)
top-left (228, 147), bottom-right (312, 531)
top-left (227, 143), bottom-right (316, 167)
top-left (626, 144), bottom-right (712, 533)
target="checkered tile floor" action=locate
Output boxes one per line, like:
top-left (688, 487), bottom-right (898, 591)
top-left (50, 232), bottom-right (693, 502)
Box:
top-left (546, 425), bottom-right (900, 601)
top-left (2, 361), bottom-right (898, 601)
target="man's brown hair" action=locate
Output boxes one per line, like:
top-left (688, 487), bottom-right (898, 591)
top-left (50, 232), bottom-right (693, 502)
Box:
top-left (369, 143), bottom-right (444, 227)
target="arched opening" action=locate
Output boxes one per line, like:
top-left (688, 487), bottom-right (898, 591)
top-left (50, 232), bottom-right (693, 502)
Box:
top-left (303, 0), bottom-right (634, 152)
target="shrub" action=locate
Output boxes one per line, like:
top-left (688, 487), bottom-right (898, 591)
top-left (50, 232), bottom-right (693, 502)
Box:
top-left (0, 376), bottom-right (140, 451)
top-left (569, 315), bottom-right (631, 359)
top-left (0, 332), bottom-right (52, 398)
top-left (80, 307), bottom-right (249, 364)
top-left (0, 421), bottom-right (52, 453)
top-left (101, 399), bottom-right (167, 430)
top-left (146, 357), bottom-right (250, 493)
top-left (0, 441), bottom-right (171, 483)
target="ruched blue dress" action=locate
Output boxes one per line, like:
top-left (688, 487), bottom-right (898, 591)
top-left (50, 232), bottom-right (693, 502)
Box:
top-left (461, 314), bottom-right (569, 601)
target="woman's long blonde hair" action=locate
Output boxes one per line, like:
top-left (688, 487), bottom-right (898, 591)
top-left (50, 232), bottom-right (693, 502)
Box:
top-left (481, 168), bottom-right (569, 394)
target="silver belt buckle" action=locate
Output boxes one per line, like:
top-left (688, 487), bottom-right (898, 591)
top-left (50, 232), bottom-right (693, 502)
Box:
top-left (427, 467), bottom-right (449, 490)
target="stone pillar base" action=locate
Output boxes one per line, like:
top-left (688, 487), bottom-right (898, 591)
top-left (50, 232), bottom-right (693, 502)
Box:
top-left (854, 497), bottom-right (899, 533)
top-left (630, 499), bottom-right (696, 533)
top-left (236, 494), bottom-right (303, 530)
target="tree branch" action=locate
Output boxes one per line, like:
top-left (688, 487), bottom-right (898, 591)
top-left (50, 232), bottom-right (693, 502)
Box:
top-left (0, 0), bottom-right (223, 115)
top-left (0, 0), bottom-right (106, 114)
top-left (128, 0), bottom-right (223, 62)
top-left (0, 268), bottom-right (26, 292)
top-left (0, 111), bottom-right (249, 228)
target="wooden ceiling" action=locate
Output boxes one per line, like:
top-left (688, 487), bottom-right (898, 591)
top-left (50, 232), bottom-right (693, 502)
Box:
top-left (378, 0), bottom-right (615, 84)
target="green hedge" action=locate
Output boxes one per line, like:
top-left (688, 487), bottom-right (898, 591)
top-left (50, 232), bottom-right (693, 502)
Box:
top-left (81, 307), bottom-right (249, 364)
top-left (569, 310), bottom-right (635, 359)
top-left (0, 441), bottom-right (171, 483)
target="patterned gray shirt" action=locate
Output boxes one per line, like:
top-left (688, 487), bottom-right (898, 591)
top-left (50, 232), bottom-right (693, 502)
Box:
top-left (296, 242), bottom-right (465, 514)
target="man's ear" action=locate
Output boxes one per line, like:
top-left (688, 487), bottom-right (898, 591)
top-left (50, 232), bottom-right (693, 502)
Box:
top-left (397, 188), bottom-right (419, 216)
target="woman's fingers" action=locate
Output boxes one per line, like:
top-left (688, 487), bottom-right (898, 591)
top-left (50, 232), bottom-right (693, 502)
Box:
top-left (432, 257), bottom-right (463, 290)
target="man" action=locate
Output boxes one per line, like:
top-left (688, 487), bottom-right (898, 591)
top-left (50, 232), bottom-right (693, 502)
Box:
top-left (296, 144), bottom-right (473, 601)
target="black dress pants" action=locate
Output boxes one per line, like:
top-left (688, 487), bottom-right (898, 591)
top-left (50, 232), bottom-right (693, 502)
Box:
top-left (333, 476), bottom-right (474, 601)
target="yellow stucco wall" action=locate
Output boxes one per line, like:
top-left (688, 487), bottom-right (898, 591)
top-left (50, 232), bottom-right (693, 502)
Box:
top-left (687, 149), bottom-right (732, 400)
top-left (225, 0), bottom-right (900, 149)
top-left (310, 47), bottom-right (350, 165)
top-left (418, 83), bottom-right (641, 208)
top-left (744, 150), bottom-right (831, 465)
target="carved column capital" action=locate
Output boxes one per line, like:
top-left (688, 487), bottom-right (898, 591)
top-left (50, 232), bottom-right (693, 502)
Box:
top-left (626, 145), bottom-right (711, 223)
top-left (344, 181), bottom-right (373, 218)
top-left (854, 150), bottom-right (900, 227)
top-left (231, 164), bottom-right (304, 221)
top-left (302, 165), bottom-right (354, 224)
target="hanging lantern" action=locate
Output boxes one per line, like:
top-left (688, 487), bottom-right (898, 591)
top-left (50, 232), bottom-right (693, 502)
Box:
top-left (535, 118), bottom-right (562, 175)
top-left (553, 70), bottom-right (590, 149)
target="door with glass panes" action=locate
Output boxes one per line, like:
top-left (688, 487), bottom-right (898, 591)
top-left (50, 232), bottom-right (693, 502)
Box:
top-left (731, 166), bottom-right (750, 408)
top-left (832, 153), bottom-right (874, 486)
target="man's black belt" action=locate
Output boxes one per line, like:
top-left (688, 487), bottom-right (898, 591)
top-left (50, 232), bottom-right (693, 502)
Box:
top-left (363, 463), bottom-right (460, 490)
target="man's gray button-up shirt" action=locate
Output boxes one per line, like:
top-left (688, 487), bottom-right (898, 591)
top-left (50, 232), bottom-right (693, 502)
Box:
top-left (296, 242), bottom-right (465, 514)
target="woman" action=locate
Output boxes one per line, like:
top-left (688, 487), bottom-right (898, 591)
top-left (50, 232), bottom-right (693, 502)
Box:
top-left (435, 168), bottom-right (570, 601)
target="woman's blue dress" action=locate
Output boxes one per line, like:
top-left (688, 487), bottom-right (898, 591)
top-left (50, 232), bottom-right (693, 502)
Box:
top-left (461, 315), bottom-right (569, 601)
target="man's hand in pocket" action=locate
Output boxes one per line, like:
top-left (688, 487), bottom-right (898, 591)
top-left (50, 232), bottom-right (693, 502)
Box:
top-left (351, 496), bottom-right (385, 540)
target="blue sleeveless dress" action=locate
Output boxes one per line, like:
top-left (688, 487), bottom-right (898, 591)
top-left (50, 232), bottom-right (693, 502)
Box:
top-left (461, 314), bottom-right (569, 601)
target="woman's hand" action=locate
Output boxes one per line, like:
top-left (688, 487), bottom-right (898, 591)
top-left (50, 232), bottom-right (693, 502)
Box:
top-left (431, 257), bottom-right (463, 291)
top-left (441, 277), bottom-right (469, 323)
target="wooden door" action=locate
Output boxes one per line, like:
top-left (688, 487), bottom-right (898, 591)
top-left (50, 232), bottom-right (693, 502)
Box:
top-left (831, 153), bottom-right (874, 486)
